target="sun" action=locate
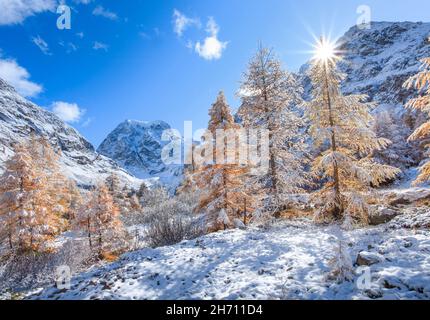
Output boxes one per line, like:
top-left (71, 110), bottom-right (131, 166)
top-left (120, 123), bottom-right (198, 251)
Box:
top-left (312, 37), bottom-right (340, 63)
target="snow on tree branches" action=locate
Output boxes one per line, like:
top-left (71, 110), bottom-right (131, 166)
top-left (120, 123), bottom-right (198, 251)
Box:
top-left (404, 39), bottom-right (430, 185)
top-left (305, 40), bottom-right (400, 224)
top-left (0, 139), bottom-right (69, 253)
top-left (194, 92), bottom-right (253, 231)
top-left (238, 45), bottom-right (309, 215)
top-left (75, 182), bottom-right (127, 260)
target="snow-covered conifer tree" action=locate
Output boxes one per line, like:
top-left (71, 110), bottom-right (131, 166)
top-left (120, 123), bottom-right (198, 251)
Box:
top-left (65, 179), bottom-right (83, 221)
top-left (195, 92), bottom-right (250, 231)
top-left (403, 41), bottom-right (430, 184)
top-left (76, 182), bottom-right (126, 259)
top-left (373, 111), bottom-right (417, 168)
top-left (306, 38), bottom-right (400, 223)
top-left (238, 45), bottom-right (308, 214)
top-left (0, 142), bottom-right (58, 253)
top-left (29, 135), bottom-right (70, 231)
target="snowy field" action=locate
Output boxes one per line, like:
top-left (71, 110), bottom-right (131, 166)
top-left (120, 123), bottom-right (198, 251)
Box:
top-left (28, 213), bottom-right (430, 300)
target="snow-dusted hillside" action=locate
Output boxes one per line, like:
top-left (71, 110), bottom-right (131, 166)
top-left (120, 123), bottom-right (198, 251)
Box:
top-left (29, 215), bottom-right (430, 300)
top-left (0, 78), bottom-right (141, 189)
top-left (339, 22), bottom-right (430, 105)
top-left (98, 120), bottom-right (183, 190)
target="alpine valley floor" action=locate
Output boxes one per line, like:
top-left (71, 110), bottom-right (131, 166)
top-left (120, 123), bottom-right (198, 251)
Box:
top-left (28, 197), bottom-right (430, 300)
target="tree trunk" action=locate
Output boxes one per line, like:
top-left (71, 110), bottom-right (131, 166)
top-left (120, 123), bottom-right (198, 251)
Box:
top-left (323, 63), bottom-right (343, 219)
top-left (262, 77), bottom-right (280, 214)
top-left (87, 217), bottom-right (92, 249)
top-left (243, 198), bottom-right (247, 225)
top-left (8, 231), bottom-right (13, 250)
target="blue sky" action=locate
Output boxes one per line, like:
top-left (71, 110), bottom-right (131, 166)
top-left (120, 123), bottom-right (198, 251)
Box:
top-left (0, 0), bottom-right (429, 146)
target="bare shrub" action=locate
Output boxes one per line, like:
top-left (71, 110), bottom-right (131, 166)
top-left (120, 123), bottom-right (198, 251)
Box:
top-left (122, 187), bottom-right (171, 226)
top-left (145, 211), bottom-right (205, 248)
top-left (144, 190), bottom-right (205, 248)
top-left (0, 239), bottom-right (91, 294)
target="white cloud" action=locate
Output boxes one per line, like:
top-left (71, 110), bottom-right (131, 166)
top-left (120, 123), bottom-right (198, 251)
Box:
top-left (76, 32), bottom-right (84, 38)
top-left (0, 57), bottom-right (43, 97)
top-left (93, 41), bottom-right (108, 51)
top-left (52, 101), bottom-right (84, 123)
top-left (73, 0), bottom-right (92, 4)
top-left (59, 41), bottom-right (77, 53)
top-left (81, 117), bottom-right (92, 127)
top-left (195, 17), bottom-right (228, 60)
top-left (32, 35), bottom-right (51, 55)
top-left (0, 0), bottom-right (57, 25)
top-left (172, 9), bottom-right (200, 37)
top-left (92, 5), bottom-right (118, 20)
top-left (139, 31), bottom-right (150, 40)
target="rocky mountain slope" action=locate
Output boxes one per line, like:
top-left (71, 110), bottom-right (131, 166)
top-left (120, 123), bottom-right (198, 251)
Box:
top-left (0, 78), bottom-right (141, 189)
top-left (97, 120), bottom-right (183, 190)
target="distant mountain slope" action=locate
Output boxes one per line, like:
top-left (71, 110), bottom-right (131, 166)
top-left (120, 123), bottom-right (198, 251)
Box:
top-left (97, 120), bottom-right (183, 190)
top-left (339, 21), bottom-right (430, 107)
top-left (0, 78), bottom-right (141, 189)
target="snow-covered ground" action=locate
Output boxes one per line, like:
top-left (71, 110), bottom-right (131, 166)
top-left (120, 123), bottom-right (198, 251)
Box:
top-left (28, 215), bottom-right (430, 300)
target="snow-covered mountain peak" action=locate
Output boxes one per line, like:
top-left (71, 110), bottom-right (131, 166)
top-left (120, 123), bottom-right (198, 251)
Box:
top-left (97, 119), bottom-right (183, 191)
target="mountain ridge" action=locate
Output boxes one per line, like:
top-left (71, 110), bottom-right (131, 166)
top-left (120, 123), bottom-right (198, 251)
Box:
top-left (0, 77), bottom-right (142, 189)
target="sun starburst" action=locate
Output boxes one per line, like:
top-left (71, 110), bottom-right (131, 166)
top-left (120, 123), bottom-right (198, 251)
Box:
top-left (312, 37), bottom-right (341, 64)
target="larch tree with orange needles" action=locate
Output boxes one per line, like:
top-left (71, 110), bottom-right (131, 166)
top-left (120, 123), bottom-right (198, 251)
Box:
top-left (195, 92), bottom-right (252, 231)
top-left (403, 39), bottom-right (430, 184)
top-left (76, 182), bottom-right (127, 260)
top-left (306, 38), bottom-right (400, 224)
top-left (0, 141), bottom-right (59, 253)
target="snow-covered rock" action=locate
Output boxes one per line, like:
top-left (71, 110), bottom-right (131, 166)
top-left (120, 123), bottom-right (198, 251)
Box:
top-left (97, 120), bottom-right (183, 191)
top-left (0, 77), bottom-right (141, 189)
top-left (369, 207), bottom-right (401, 225)
top-left (356, 251), bottom-right (385, 266)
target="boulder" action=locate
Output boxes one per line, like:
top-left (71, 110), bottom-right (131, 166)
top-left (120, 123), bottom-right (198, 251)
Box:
top-left (356, 252), bottom-right (385, 266)
top-left (369, 207), bottom-right (401, 225)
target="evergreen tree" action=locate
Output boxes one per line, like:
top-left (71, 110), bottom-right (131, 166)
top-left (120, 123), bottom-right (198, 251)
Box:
top-left (76, 182), bottom-right (126, 259)
top-left (137, 182), bottom-right (149, 200)
top-left (65, 179), bottom-right (83, 221)
top-left (237, 45), bottom-right (308, 213)
top-left (0, 142), bottom-right (58, 253)
top-left (403, 41), bottom-right (430, 184)
top-left (195, 92), bottom-right (250, 231)
top-left (28, 135), bottom-right (69, 231)
top-left (373, 111), bottom-right (417, 168)
top-left (306, 38), bottom-right (400, 223)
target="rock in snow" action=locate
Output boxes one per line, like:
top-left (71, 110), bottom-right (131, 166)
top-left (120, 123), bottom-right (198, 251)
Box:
top-left (356, 252), bottom-right (385, 266)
